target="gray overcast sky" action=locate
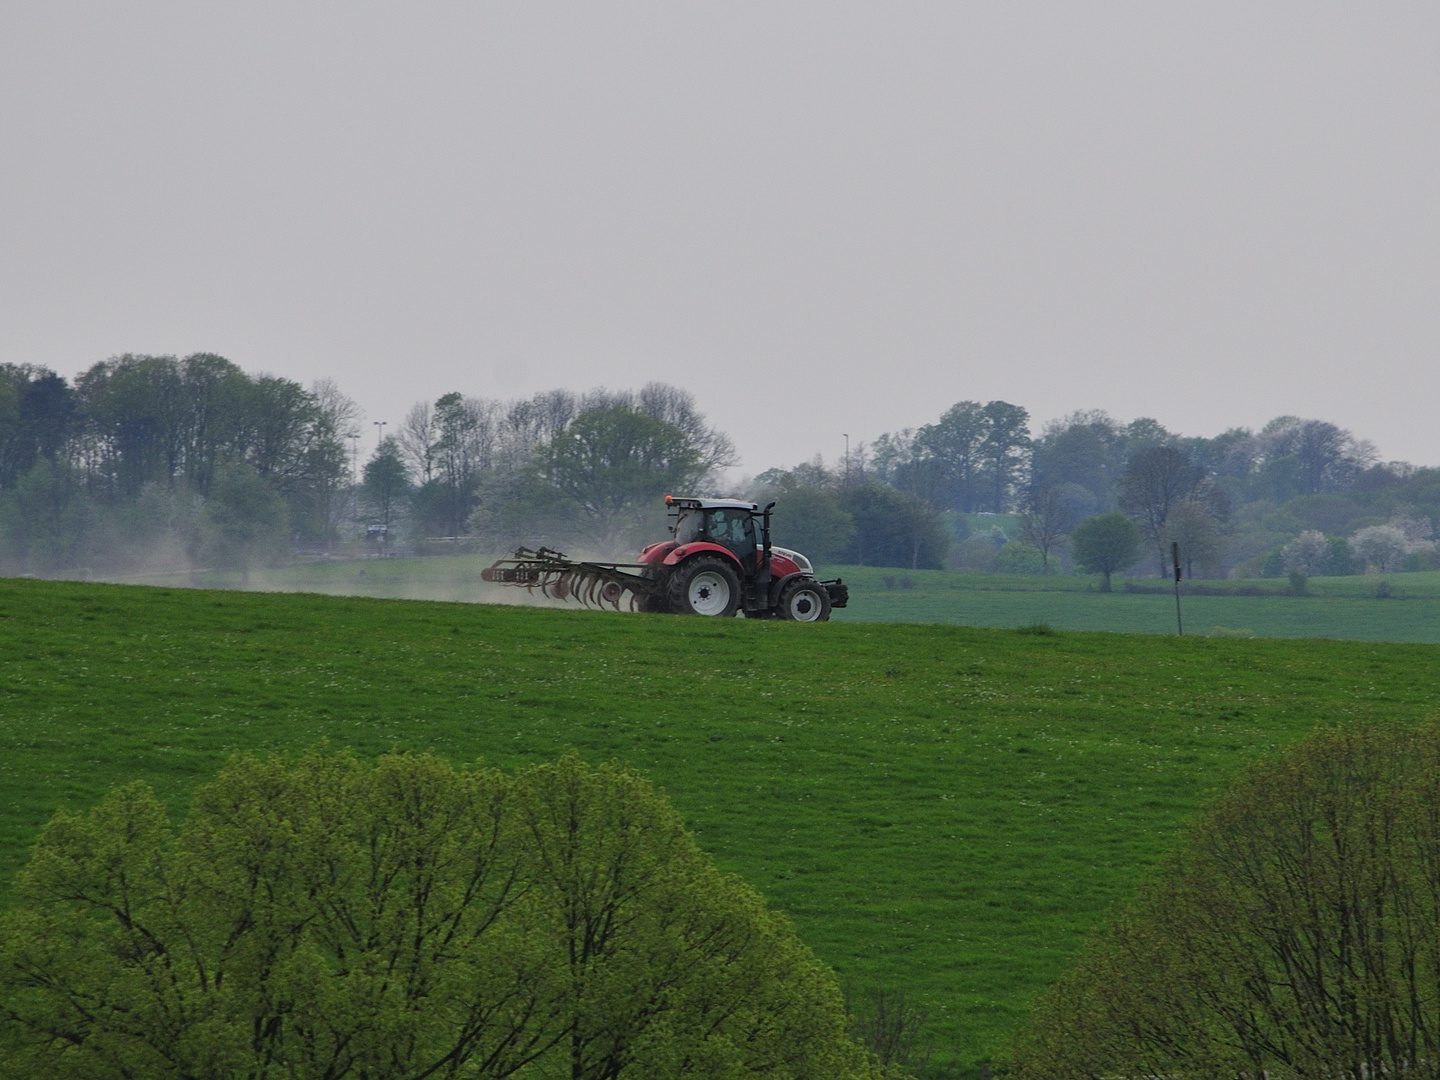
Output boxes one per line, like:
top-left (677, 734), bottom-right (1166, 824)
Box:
top-left (3, 3), bottom-right (1438, 471)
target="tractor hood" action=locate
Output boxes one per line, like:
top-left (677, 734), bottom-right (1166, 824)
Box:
top-left (769, 546), bottom-right (814, 574)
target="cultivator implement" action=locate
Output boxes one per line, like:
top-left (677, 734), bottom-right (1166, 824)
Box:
top-left (480, 548), bottom-right (659, 611)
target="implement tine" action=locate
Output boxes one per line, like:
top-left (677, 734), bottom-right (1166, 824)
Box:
top-left (482, 544), bottom-right (658, 613)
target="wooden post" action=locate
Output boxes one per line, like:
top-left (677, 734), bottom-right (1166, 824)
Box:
top-left (1172, 540), bottom-right (1183, 636)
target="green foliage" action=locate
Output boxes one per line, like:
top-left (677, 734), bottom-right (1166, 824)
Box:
top-left (992, 541), bottom-right (1044, 575)
top-left (889, 400), bottom-right (1031, 514)
top-left (0, 355), bottom-right (354, 570)
top-left (767, 486), bottom-right (856, 564)
top-left (361, 435), bottom-right (410, 530)
top-left (200, 463), bottom-right (289, 573)
top-left (1013, 721), bottom-right (1440, 1080)
top-left (541, 405), bottom-right (705, 545)
top-left (839, 482), bottom-right (949, 569)
top-left (1260, 544), bottom-right (1285, 577)
top-left (0, 460), bottom-right (99, 574)
top-left (1070, 513), bottom-right (1141, 590)
top-left (0, 748), bottom-right (878, 1079)
top-left (0, 367), bottom-right (77, 489)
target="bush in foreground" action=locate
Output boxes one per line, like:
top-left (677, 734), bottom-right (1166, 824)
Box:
top-left (1013, 720), bottom-right (1440, 1080)
top-left (0, 750), bottom-right (881, 1080)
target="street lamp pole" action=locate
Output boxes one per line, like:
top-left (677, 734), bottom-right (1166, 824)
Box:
top-left (373, 420), bottom-right (387, 451)
top-left (843, 434), bottom-right (850, 486)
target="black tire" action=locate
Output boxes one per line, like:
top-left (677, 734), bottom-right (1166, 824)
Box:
top-left (667, 556), bottom-right (742, 617)
top-left (778, 577), bottom-right (832, 622)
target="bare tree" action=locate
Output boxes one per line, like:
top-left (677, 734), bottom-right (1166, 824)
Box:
top-left (308, 379), bottom-right (363, 546)
top-left (1116, 446), bottom-right (1206, 574)
top-left (1020, 482), bottom-right (1091, 573)
top-left (396, 400), bottom-right (438, 484)
top-left (1161, 496), bottom-right (1226, 578)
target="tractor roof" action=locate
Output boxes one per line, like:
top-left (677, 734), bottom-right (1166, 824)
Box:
top-left (665, 496), bottom-right (759, 512)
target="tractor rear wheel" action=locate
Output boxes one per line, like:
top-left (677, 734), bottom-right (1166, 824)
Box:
top-left (778, 578), bottom-right (832, 622)
top-left (667, 557), bottom-right (741, 617)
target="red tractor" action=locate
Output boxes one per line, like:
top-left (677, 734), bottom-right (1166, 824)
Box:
top-left (481, 495), bottom-right (848, 621)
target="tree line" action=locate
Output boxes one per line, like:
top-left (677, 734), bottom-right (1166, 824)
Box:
top-left (4, 353), bottom-right (1438, 578)
top-left (0, 356), bottom-right (356, 576)
top-left (762, 401), bottom-right (1440, 578)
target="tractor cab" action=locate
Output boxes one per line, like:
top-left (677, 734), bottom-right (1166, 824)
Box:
top-left (671, 499), bottom-right (760, 564)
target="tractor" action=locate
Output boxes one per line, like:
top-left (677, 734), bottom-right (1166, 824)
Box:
top-left (480, 495), bottom-right (848, 621)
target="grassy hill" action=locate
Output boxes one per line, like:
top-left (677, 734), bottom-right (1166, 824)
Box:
top-left (4, 578), bottom-right (1440, 1072)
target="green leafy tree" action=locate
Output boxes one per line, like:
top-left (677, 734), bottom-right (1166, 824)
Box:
top-left (200, 463), bottom-right (289, 579)
top-left (993, 540), bottom-right (1045, 574)
top-left (979, 400), bottom-right (1031, 513)
top-left (1030, 412), bottom-right (1123, 512)
top-left (1070, 512), bottom-right (1141, 591)
top-left (0, 750), bottom-right (881, 1080)
top-left (361, 436), bottom-right (410, 534)
top-left (839, 481), bottom-right (950, 570)
top-left (541, 405), bottom-right (705, 546)
top-left (1013, 720), bottom-right (1440, 1080)
top-left (0, 459), bottom-right (98, 574)
top-left (752, 471), bottom-right (857, 565)
top-left (911, 401), bottom-right (988, 512)
top-left (0, 367), bottom-right (77, 489)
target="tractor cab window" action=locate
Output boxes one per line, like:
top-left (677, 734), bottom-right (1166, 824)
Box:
top-left (705, 508), bottom-right (756, 558)
top-left (673, 510), bottom-right (703, 544)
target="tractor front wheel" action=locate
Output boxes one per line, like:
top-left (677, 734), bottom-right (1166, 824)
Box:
top-left (778, 578), bottom-right (832, 622)
top-left (667, 557), bottom-right (741, 617)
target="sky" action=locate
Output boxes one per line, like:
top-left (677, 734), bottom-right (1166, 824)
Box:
top-left (2, 3), bottom-right (1438, 473)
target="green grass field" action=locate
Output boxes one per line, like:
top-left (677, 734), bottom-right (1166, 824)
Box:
top-left (831, 565), bottom-right (1440, 642)
top-left (5, 578), bottom-right (1440, 1072)
top-left (173, 555), bottom-right (1440, 643)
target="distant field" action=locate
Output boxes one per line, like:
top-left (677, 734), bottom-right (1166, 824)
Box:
top-left (5, 578), bottom-right (1440, 1073)
top-left (830, 566), bottom-right (1440, 642)
top-left (169, 555), bottom-right (1440, 643)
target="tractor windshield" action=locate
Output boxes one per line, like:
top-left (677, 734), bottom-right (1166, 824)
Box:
top-left (673, 509), bottom-right (703, 544)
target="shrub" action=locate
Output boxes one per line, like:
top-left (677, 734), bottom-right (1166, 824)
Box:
top-left (1326, 534), bottom-right (1357, 575)
top-left (1013, 721), bottom-right (1440, 1080)
top-left (1259, 546), bottom-right (1285, 577)
top-left (993, 541), bottom-right (1045, 575)
top-left (0, 750), bottom-right (881, 1080)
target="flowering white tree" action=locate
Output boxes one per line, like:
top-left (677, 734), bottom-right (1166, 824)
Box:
top-left (1350, 525), bottom-right (1409, 573)
top-left (1282, 530), bottom-right (1331, 576)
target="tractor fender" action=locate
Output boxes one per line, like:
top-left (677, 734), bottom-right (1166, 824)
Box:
top-left (660, 542), bottom-right (745, 572)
